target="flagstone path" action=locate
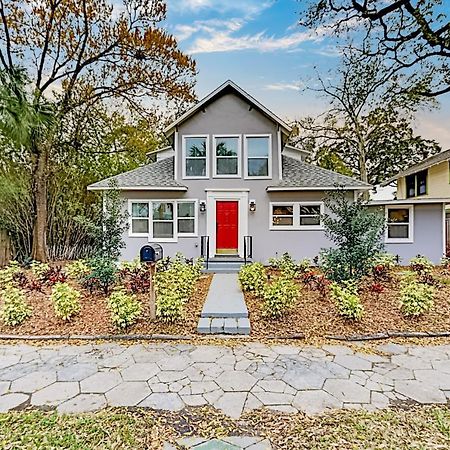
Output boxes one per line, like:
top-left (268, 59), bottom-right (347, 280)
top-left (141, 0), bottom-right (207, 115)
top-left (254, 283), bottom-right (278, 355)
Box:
top-left (0, 342), bottom-right (449, 417)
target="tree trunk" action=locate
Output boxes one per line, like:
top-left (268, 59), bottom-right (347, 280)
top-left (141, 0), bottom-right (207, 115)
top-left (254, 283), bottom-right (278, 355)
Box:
top-left (31, 144), bottom-right (49, 261)
top-left (357, 139), bottom-right (370, 200)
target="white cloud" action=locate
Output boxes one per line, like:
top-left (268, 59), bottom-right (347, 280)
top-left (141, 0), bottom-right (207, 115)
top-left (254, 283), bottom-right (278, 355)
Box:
top-left (167, 0), bottom-right (274, 15)
top-left (174, 18), bottom-right (244, 42)
top-left (264, 82), bottom-right (303, 92)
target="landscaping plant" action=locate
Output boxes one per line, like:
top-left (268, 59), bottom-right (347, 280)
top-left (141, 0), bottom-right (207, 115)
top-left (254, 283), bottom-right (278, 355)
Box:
top-left (301, 270), bottom-right (331, 298)
top-left (330, 281), bottom-right (364, 320)
top-left (371, 252), bottom-right (397, 282)
top-left (262, 276), bottom-right (300, 319)
top-left (50, 282), bottom-right (81, 321)
top-left (400, 275), bottom-right (435, 316)
top-left (0, 261), bottom-right (22, 288)
top-left (30, 261), bottom-right (50, 280)
top-left (107, 289), bottom-right (141, 329)
top-left (82, 257), bottom-right (117, 295)
top-left (238, 262), bottom-right (266, 296)
top-left (320, 191), bottom-right (386, 282)
top-left (268, 252), bottom-right (299, 278)
top-left (0, 287), bottom-right (31, 326)
top-left (119, 263), bottom-right (152, 294)
top-left (66, 260), bottom-right (91, 281)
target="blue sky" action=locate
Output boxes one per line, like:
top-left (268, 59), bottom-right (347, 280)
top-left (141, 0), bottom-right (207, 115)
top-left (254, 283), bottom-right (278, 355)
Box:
top-left (164, 0), bottom-right (450, 149)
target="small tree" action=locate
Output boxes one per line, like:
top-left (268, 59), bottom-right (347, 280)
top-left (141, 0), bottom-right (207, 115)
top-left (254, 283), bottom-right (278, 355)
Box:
top-left (320, 190), bottom-right (385, 282)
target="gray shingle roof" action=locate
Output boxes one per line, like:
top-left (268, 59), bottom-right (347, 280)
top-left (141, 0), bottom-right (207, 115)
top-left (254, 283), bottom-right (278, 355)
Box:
top-left (87, 157), bottom-right (187, 190)
top-left (267, 156), bottom-right (371, 190)
top-left (381, 148), bottom-right (450, 186)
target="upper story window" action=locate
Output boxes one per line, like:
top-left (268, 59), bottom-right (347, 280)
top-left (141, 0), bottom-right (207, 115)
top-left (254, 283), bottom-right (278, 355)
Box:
top-left (213, 136), bottom-right (241, 177)
top-left (386, 206), bottom-right (413, 243)
top-left (406, 170), bottom-right (427, 198)
top-left (244, 135), bottom-right (271, 178)
top-left (183, 136), bottom-right (208, 178)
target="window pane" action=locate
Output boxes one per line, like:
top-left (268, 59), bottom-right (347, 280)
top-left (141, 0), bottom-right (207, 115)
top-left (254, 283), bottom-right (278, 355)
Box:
top-left (300, 216), bottom-right (321, 226)
top-left (273, 217), bottom-right (293, 226)
top-left (388, 208), bottom-right (409, 223)
top-left (216, 137), bottom-right (238, 156)
top-left (178, 202), bottom-right (195, 218)
top-left (186, 158), bottom-right (206, 177)
top-left (178, 219), bottom-right (195, 234)
top-left (153, 202), bottom-right (173, 220)
top-left (247, 137), bottom-right (269, 157)
top-left (417, 170), bottom-right (427, 195)
top-left (153, 222), bottom-right (174, 239)
top-left (406, 175), bottom-right (415, 198)
top-left (248, 158), bottom-right (268, 176)
top-left (388, 224), bottom-right (409, 239)
top-left (185, 137), bottom-right (206, 157)
top-left (131, 202), bottom-right (148, 218)
top-left (217, 158), bottom-right (238, 175)
top-left (300, 205), bottom-right (321, 215)
top-left (132, 219), bottom-right (148, 234)
top-left (273, 205), bottom-right (293, 216)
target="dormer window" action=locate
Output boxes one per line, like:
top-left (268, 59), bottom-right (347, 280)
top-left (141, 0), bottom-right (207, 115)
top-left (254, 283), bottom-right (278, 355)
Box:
top-left (406, 170), bottom-right (427, 198)
top-left (244, 135), bottom-right (271, 178)
top-left (183, 136), bottom-right (208, 178)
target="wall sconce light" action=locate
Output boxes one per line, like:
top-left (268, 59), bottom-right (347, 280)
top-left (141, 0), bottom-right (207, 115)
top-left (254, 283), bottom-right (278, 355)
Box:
top-left (249, 200), bottom-right (256, 212)
top-left (199, 201), bottom-right (206, 213)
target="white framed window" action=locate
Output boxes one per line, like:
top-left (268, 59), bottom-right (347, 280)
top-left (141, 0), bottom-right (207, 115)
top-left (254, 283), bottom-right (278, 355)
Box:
top-left (270, 202), bottom-right (324, 230)
top-left (244, 134), bottom-right (272, 179)
top-left (385, 205), bottom-right (414, 243)
top-left (183, 135), bottom-right (209, 179)
top-left (213, 135), bottom-right (241, 178)
top-left (128, 200), bottom-right (198, 241)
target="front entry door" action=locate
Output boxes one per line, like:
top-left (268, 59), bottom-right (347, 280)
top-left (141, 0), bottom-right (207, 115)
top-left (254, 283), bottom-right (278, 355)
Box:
top-left (216, 201), bottom-right (238, 255)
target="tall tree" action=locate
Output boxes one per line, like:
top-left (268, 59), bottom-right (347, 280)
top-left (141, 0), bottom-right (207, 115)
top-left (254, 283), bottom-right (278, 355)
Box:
top-left (0, 0), bottom-right (196, 261)
top-left (302, 0), bottom-right (450, 97)
top-left (293, 53), bottom-right (440, 186)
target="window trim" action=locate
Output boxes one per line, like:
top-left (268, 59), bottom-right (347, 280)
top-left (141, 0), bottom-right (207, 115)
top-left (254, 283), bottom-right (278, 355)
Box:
top-left (244, 134), bottom-right (272, 179)
top-left (212, 134), bottom-right (241, 178)
top-left (182, 135), bottom-right (209, 179)
top-left (269, 201), bottom-right (324, 231)
top-left (128, 199), bottom-right (198, 242)
top-left (385, 205), bottom-right (414, 244)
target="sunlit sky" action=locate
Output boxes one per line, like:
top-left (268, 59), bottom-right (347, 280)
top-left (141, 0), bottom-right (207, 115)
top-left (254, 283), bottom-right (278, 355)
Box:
top-left (164, 0), bottom-right (450, 149)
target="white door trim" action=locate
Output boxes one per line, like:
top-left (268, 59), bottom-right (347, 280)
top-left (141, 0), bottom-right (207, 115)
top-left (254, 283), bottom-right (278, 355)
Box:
top-left (206, 190), bottom-right (249, 258)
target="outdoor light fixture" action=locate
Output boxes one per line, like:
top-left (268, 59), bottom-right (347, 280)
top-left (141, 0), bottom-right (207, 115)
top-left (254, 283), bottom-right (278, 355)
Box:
top-left (199, 201), bottom-right (206, 213)
top-left (249, 200), bottom-right (256, 212)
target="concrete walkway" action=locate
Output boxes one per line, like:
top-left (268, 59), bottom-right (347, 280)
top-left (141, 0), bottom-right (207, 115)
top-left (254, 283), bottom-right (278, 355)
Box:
top-left (197, 273), bottom-right (250, 334)
top-left (0, 342), bottom-right (449, 417)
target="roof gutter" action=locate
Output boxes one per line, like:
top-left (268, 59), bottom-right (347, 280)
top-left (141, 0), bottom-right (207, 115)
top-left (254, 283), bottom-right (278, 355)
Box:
top-left (87, 186), bottom-right (188, 192)
top-left (266, 186), bottom-right (371, 192)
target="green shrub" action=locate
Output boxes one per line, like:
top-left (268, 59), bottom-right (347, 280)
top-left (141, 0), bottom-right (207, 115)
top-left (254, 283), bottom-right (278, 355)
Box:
top-left (0, 287), bottom-right (31, 326)
top-left (400, 278), bottom-right (435, 316)
top-left (50, 282), bottom-right (81, 321)
top-left (0, 261), bottom-right (22, 288)
top-left (154, 253), bottom-right (203, 322)
top-left (371, 252), bottom-right (397, 270)
top-left (330, 282), bottom-right (364, 320)
top-left (410, 255), bottom-right (433, 275)
top-left (107, 289), bottom-right (141, 329)
top-left (30, 261), bottom-right (50, 280)
top-left (66, 260), bottom-right (91, 281)
top-left (262, 276), bottom-right (300, 319)
top-left (297, 258), bottom-right (312, 274)
top-left (238, 263), bottom-right (266, 295)
top-left (268, 252), bottom-right (298, 278)
top-left (82, 257), bottom-right (117, 294)
top-left (119, 258), bottom-right (142, 271)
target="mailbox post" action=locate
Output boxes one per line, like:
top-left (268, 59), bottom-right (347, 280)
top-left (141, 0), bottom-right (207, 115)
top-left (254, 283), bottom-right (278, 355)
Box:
top-left (140, 244), bottom-right (163, 320)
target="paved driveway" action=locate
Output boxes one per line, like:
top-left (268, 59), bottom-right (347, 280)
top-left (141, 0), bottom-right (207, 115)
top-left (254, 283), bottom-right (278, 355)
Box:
top-left (0, 342), bottom-right (449, 417)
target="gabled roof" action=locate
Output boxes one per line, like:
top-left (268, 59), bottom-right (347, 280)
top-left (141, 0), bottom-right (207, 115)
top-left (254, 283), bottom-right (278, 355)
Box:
top-left (267, 156), bottom-right (371, 191)
top-left (87, 157), bottom-right (187, 191)
top-left (164, 80), bottom-right (292, 136)
top-left (381, 148), bottom-right (450, 186)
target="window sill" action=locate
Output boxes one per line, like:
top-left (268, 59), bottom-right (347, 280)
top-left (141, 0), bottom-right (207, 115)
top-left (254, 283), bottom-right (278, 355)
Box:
top-left (148, 238), bottom-right (178, 243)
top-left (270, 226), bottom-right (324, 231)
top-left (129, 233), bottom-right (149, 238)
top-left (385, 238), bottom-right (414, 244)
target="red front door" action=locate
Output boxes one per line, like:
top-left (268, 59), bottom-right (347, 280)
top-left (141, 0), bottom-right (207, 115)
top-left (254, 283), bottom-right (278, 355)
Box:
top-left (216, 201), bottom-right (238, 254)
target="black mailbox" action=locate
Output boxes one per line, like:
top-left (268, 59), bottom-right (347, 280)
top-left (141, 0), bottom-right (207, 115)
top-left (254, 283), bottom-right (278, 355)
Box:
top-left (140, 244), bottom-right (163, 263)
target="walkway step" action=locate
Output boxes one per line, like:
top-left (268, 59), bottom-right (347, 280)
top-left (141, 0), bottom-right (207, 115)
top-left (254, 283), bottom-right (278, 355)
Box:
top-left (197, 273), bottom-right (250, 334)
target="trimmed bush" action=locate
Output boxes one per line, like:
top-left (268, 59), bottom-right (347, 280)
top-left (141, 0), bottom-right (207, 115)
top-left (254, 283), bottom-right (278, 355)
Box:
top-left (268, 252), bottom-right (298, 278)
top-left (108, 289), bottom-right (141, 329)
top-left (330, 282), bottom-right (364, 320)
top-left (50, 282), bottom-right (81, 321)
top-left (238, 263), bottom-right (266, 295)
top-left (0, 287), bottom-right (31, 326)
top-left (400, 277), bottom-right (435, 316)
top-left (82, 257), bottom-right (117, 294)
top-left (0, 261), bottom-right (22, 289)
top-left (262, 276), bottom-right (300, 319)
top-left (66, 260), bottom-right (91, 281)
top-left (410, 255), bottom-right (433, 276)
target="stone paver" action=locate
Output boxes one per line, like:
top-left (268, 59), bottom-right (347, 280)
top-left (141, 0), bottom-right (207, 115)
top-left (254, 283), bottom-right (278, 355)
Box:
top-left (0, 342), bottom-right (449, 416)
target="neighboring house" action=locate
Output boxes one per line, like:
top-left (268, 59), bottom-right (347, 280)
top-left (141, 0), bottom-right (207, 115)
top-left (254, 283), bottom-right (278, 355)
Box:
top-left (88, 80), bottom-right (370, 265)
top-left (374, 149), bottom-right (450, 263)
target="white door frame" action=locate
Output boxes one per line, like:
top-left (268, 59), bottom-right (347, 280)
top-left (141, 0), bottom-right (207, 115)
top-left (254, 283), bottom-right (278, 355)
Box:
top-left (206, 190), bottom-right (249, 258)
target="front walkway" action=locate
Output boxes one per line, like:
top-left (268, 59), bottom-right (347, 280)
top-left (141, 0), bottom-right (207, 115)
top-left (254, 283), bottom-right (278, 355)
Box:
top-left (0, 342), bottom-right (449, 417)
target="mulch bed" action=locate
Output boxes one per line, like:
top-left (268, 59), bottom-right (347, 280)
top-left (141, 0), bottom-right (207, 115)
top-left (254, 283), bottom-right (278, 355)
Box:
top-left (246, 268), bottom-right (450, 340)
top-left (0, 272), bottom-right (212, 337)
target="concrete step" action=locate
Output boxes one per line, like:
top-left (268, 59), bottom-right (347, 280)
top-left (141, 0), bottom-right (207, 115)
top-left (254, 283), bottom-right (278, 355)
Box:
top-left (203, 260), bottom-right (250, 273)
top-left (197, 317), bottom-right (250, 335)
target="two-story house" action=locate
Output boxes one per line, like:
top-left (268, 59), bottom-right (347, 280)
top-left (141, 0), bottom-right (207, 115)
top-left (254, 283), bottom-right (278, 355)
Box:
top-left (87, 80), bottom-right (373, 265)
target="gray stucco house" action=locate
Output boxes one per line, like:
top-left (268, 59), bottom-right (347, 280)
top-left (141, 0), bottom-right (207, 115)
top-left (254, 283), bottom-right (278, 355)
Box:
top-left (88, 80), bottom-right (444, 265)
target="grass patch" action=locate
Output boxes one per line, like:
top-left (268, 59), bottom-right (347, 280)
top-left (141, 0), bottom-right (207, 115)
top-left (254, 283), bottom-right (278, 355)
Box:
top-left (0, 406), bottom-right (449, 449)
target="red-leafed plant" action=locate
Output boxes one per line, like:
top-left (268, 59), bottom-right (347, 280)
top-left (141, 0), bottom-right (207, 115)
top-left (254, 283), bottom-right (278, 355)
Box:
top-left (370, 282), bottom-right (384, 294)
top-left (42, 267), bottom-right (67, 285)
top-left (302, 270), bottom-right (331, 298)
